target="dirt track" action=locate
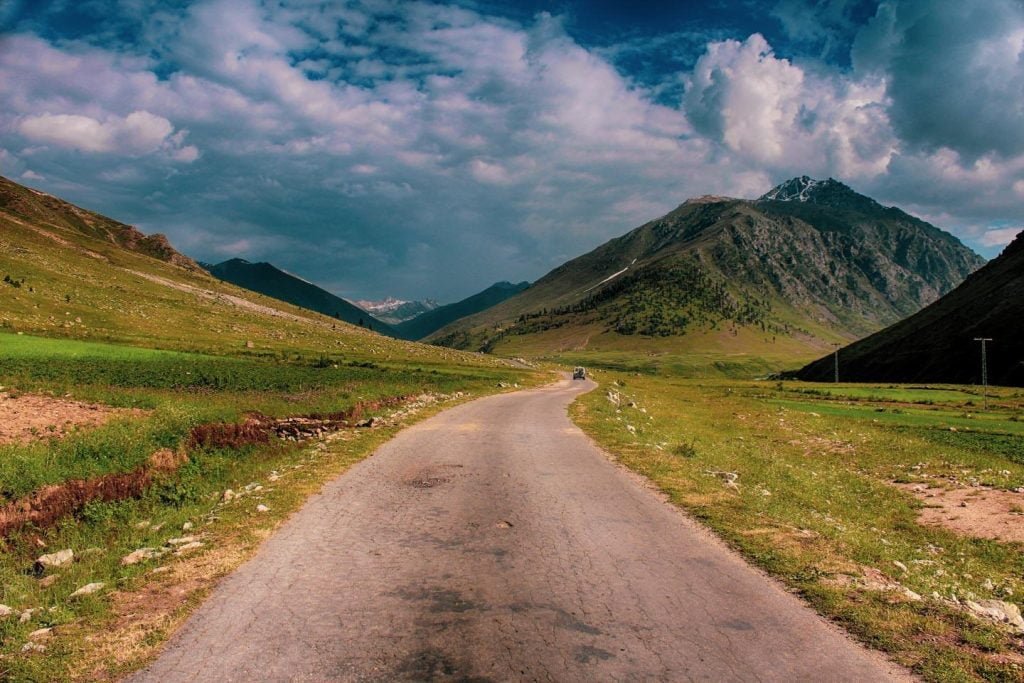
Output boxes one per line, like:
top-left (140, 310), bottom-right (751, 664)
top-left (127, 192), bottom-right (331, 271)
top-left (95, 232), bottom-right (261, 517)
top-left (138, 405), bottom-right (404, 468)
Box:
top-left (131, 378), bottom-right (908, 682)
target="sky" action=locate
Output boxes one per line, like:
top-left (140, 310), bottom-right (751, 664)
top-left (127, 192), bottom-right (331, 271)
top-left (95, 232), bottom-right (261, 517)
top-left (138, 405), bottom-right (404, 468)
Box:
top-left (1, 0), bottom-right (1023, 302)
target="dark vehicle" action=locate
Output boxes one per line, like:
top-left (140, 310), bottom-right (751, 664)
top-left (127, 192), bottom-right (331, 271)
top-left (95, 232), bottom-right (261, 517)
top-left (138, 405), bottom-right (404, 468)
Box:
top-left (572, 366), bottom-right (586, 380)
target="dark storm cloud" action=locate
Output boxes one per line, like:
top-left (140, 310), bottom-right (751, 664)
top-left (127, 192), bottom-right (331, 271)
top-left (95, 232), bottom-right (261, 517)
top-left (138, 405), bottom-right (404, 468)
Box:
top-left (853, 0), bottom-right (1024, 159)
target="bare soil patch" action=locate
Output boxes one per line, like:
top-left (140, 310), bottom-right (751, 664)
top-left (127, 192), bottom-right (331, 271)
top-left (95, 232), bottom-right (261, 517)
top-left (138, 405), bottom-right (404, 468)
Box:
top-left (898, 482), bottom-right (1024, 544)
top-left (0, 391), bottom-right (143, 444)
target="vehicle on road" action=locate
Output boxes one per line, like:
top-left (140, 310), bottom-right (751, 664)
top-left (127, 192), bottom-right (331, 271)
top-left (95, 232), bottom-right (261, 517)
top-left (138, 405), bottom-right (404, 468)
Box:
top-left (572, 366), bottom-right (586, 380)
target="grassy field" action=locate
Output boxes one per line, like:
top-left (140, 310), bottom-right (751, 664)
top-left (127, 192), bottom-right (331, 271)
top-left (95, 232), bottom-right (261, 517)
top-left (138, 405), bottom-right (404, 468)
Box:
top-left (572, 373), bottom-right (1024, 682)
top-left (0, 332), bottom-right (537, 680)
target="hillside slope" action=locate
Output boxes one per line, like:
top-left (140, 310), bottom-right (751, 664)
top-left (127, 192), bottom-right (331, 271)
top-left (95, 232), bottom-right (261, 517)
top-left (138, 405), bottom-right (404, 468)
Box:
top-left (397, 281), bottom-right (530, 340)
top-left (204, 259), bottom-right (397, 336)
top-left (430, 177), bottom-right (984, 369)
top-left (796, 232), bottom-right (1024, 386)
top-left (0, 175), bottom-right (198, 270)
top-left (0, 175), bottom-right (495, 367)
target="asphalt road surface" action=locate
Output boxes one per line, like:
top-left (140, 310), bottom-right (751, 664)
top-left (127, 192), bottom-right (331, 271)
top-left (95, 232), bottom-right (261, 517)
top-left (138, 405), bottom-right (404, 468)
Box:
top-left (132, 377), bottom-right (909, 682)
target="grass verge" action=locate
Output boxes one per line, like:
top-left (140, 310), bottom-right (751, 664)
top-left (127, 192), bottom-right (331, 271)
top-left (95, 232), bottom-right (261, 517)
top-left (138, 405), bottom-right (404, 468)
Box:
top-left (571, 373), bottom-right (1024, 682)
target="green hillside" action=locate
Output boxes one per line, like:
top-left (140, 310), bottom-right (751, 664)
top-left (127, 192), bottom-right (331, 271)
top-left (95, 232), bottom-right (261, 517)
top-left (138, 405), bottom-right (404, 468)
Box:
top-left (797, 231), bottom-right (1024, 386)
top-left (204, 258), bottom-right (398, 337)
top-left (431, 178), bottom-right (984, 375)
top-left (0, 175), bottom-right (492, 368)
top-left (396, 280), bottom-right (529, 340)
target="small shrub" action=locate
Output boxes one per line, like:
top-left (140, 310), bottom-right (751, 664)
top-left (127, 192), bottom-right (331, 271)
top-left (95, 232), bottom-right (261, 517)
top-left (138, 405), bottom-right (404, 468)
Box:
top-left (154, 479), bottom-right (201, 508)
top-left (673, 441), bottom-right (698, 458)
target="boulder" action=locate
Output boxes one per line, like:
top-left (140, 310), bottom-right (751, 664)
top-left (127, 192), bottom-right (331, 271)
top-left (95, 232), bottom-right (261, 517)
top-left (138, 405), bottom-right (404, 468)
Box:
top-left (121, 548), bottom-right (161, 566)
top-left (35, 549), bottom-right (73, 571)
top-left (69, 582), bottom-right (104, 599)
top-left (966, 599), bottom-right (1024, 632)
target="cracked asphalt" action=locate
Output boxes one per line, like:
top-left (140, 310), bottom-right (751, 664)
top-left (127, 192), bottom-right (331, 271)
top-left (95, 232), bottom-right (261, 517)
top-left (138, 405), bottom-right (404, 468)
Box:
top-left (131, 377), bottom-right (910, 682)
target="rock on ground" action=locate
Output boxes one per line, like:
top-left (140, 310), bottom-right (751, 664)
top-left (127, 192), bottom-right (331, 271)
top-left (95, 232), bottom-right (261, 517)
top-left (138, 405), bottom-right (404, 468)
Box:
top-left (35, 548), bottom-right (74, 570)
top-left (69, 582), bottom-right (105, 599)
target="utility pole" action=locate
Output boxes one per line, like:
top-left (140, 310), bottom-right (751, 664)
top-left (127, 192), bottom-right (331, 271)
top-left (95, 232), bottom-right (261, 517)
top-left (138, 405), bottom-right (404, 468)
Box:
top-left (833, 343), bottom-right (840, 383)
top-left (974, 337), bottom-right (992, 410)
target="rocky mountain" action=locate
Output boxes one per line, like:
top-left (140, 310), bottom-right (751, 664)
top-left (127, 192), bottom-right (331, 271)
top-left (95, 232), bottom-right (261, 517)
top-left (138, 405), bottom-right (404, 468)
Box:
top-left (354, 297), bottom-right (440, 325)
top-left (0, 175), bottom-right (198, 270)
top-left (204, 259), bottom-right (398, 336)
top-left (430, 177), bottom-right (985, 365)
top-left (796, 231), bottom-right (1024, 386)
top-left (397, 281), bottom-right (530, 341)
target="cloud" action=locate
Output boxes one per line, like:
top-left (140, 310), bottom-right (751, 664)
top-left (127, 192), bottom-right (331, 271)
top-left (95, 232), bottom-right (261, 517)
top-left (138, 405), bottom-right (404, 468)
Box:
top-left (18, 110), bottom-right (177, 155)
top-left (0, 0), bottom-right (1022, 297)
top-left (683, 33), bottom-right (894, 177)
top-left (978, 227), bottom-right (1022, 248)
top-left (853, 0), bottom-right (1024, 158)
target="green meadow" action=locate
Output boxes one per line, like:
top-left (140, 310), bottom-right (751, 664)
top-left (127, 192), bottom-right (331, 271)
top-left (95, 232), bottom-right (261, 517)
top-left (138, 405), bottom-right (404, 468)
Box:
top-left (572, 373), bottom-right (1024, 682)
top-left (0, 332), bottom-right (533, 680)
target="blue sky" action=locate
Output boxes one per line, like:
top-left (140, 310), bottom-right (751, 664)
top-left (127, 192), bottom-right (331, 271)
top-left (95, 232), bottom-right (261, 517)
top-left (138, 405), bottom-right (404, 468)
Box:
top-left (1, 0), bottom-right (1022, 301)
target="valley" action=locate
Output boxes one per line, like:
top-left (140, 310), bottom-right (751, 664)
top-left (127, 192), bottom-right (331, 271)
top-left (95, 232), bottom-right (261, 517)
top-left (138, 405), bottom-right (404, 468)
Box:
top-left (1, 172), bottom-right (1022, 682)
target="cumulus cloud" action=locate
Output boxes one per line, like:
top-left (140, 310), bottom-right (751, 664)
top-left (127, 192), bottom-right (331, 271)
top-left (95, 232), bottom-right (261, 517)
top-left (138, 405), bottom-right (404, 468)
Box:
top-left (684, 33), bottom-right (894, 176)
top-left (18, 111), bottom-right (178, 155)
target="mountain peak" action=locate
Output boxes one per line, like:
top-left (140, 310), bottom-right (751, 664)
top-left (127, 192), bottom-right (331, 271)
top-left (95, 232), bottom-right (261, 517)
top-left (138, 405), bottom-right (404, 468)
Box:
top-left (759, 176), bottom-right (882, 213)
top-left (761, 176), bottom-right (838, 202)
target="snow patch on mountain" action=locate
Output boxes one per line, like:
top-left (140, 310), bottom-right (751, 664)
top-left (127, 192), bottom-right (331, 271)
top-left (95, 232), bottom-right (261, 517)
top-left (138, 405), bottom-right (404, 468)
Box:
top-left (354, 297), bottom-right (440, 324)
top-left (761, 175), bottom-right (823, 202)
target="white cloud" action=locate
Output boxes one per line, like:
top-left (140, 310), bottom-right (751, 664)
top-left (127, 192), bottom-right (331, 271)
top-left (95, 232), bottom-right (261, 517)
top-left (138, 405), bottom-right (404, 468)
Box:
top-left (978, 227), bottom-right (1022, 248)
top-left (684, 33), bottom-right (895, 177)
top-left (16, 110), bottom-right (198, 159)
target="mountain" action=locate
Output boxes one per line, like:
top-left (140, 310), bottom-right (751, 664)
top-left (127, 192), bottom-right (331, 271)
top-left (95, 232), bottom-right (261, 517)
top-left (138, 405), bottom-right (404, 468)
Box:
top-left (429, 177), bottom-right (985, 369)
top-left (0, 174), bottom-right (456, 360)
top-left (0, 175), bottom-right (198, 270)
top-left (795, 231), bottom-right (1024, 386)
top-left (204, 259), bottom-right (397, 336)
top-left (354, 297), bottom-right (440, 325)
top-left (397, 281), bottom-right (530, 341)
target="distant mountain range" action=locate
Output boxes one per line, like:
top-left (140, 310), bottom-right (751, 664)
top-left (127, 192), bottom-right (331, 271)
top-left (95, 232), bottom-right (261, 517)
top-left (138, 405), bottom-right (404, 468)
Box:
top-left (203, 259), bottom-right (398, 336)
top-left (396, 281), bottom-right (530, 341)
top-left (354, 297), bottom-right (439, 325)
top-left (203, 259), bottom-right (527, 342)
top-left (796, 230), bottom-right (1024, 386)
top-left (430, 177), bottom-right (985, 366)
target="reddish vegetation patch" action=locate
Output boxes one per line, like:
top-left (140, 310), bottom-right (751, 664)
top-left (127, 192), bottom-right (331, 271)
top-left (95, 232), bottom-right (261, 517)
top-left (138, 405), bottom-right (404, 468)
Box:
top-left (188, 395), bottom-right (412, 448)
top-left (0, 449), bottom-right (187, 537)
top-left (0, 391), bottom-right (144, 444)
top-left (898, 482), bottom-right (1024, 544)
top-left (188, 417), bottom-right (271, 450)
top-left (1, 395), bottom-right (414, 538)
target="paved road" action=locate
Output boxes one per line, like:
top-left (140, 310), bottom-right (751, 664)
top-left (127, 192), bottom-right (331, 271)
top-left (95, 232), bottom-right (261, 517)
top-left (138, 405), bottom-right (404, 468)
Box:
top-left (133, 378), bottom-right (908, 682)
